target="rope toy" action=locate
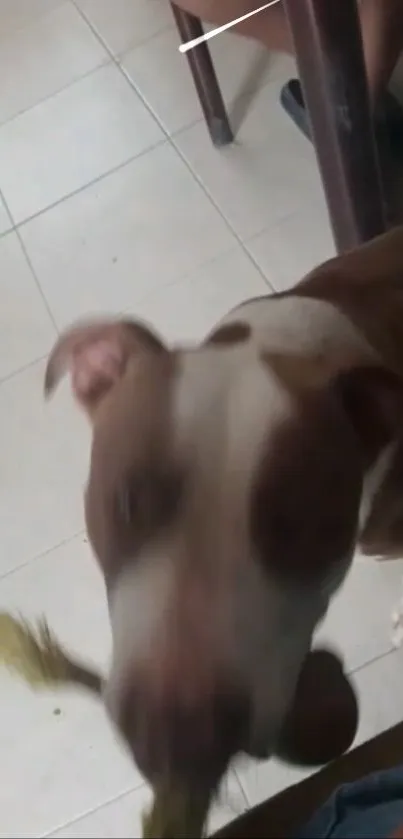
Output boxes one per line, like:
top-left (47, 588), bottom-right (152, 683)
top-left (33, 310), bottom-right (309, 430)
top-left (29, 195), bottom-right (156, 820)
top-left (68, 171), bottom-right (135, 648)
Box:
top-left (0, 613), bottom-right (103, 693)
top-left (0, 613), bottom-right (209, 838)
top-left (142, 785), bottom-right (209, 838)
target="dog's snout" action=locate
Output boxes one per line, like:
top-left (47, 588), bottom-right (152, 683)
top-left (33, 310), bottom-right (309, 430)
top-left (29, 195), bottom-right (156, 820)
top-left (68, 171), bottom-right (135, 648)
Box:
top-left (115, 677), bottom-right (250, 789)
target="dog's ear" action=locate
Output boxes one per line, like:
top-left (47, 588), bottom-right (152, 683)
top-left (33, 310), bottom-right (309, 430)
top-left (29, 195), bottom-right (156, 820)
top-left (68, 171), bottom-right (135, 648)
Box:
top-left (45, 318), bottom-right (166, 417)
top-left (266, 351), bottom-right (403, 464)
top-left (335, 365), bottom-right (403, 464)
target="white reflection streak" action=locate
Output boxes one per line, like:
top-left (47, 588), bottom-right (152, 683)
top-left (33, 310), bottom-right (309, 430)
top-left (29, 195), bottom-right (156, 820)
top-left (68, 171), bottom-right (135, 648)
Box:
top-left (178, 0), bottom-right (281, 53)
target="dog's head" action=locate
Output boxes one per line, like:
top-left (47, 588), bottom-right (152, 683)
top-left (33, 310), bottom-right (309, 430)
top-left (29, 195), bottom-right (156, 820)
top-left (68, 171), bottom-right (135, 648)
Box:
top-left (45, 316), bottom-right (403, 792)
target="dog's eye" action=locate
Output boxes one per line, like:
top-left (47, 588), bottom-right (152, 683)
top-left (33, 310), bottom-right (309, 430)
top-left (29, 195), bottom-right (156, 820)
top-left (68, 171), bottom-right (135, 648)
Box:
top-left (116, 469), bottom-right (183, 530)
top-left (119, 485), bottom-right (133, 524)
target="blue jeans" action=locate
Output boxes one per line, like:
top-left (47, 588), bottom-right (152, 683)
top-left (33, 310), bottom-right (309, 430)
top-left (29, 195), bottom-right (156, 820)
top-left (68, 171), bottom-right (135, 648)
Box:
top-left (294, 765), bottom-right (403, 839)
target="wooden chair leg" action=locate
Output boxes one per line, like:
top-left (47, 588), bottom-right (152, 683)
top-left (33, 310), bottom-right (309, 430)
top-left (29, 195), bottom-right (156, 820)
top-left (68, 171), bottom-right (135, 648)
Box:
top-left (283, 0), bottom-right (386, 253)
top-left (170, 3), bottom-right (233, 147)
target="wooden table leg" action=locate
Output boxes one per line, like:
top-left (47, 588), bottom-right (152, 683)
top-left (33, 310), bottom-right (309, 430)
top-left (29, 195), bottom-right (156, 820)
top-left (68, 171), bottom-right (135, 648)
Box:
top-left (170, 4), bottom-right (233, 147)
top-left (283, 0), bottom-right (386, 253)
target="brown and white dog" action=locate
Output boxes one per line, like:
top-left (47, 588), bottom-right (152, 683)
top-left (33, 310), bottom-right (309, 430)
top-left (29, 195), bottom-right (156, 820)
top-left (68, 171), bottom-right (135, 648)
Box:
top-left (45, 225), bottom-right (403, 799)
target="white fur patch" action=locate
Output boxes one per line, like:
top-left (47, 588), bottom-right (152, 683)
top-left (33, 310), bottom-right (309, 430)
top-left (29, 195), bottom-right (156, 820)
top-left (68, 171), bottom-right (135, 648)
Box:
top-left (229, 559), bottom-right (331, 752)
top-left (104, 549), bottom-right (173, 719)
top-left (174, 345), bottom-right (292, 484)
top-left (223, 295), bottom-right (376, 363)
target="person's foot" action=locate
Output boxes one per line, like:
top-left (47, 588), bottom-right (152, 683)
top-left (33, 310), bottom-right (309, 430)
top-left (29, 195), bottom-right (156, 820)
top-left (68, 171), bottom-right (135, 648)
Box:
top-left (274, 648), bottom-right (359, 767)
top-left (280, 78), bottom-right (403, 224)
top-left (280, 78), bottom-right (403, 158)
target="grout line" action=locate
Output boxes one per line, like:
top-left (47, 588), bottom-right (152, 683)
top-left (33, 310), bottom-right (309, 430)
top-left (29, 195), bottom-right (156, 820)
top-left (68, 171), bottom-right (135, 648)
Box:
top-left (42, 770), bottom-right (250, 838)
top-left (120, 242), bottom-right (265, 317)
top-left (71, 0), bottom-right (121, 62)
top-left (0, 153), bottom-right (53, 334)
top-left (40, 780), bottom-right (148, 838)
top-left (72, 0), bottom-right (173, 61)
top-left (102, 28), bottom-right (176, 148)
top-left (0, 528), bottom-right (86, 586)
top-left (0, 351), bottom-right (48, 387)
top-left (232, 768), bottom-right (251, 812)
top-left (118, 58), bottom-right (173, 134)
top-left (240, 239), bottom-right (276, 291)
top-left (168, 130), bottom-right (276, 289)
top-left (15, 225), bottom-right (60, 333)
top-left (0, 0), bottom-right (114, 135)
top-left (235, 767), bottom-right (254, 811)
top-left (0, 221), bottom-right (14, 240)
top-left (14, 131), bottom-right (167, 230)
top-left (0, 186), bottom-right (16, 236)
top-left (348, 645), bottom-right (399, 677)
top-left (0, 55), bottom-right (111, 133)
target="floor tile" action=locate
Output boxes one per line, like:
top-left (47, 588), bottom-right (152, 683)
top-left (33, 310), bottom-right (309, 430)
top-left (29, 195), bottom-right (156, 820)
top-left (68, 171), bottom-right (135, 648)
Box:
top-left (0, 2), bottom-right (109, 127)
top-left (0, 0), bottom-right (60, 36)
top-left (121, 26), bottom-right (294, 137)
top-left (175, 80), bottom-right (323, 241)
top-left (245, 200), bottom-right (335, 291)
top-left (315, 556), bottom-right (397, 673)
top-left (50, 772), bottom-right (247, 838)
top-left (237, 753), bottom-right (310, 810)
top-left (0, 359), bottom-right (90, 576)
top-left (0, 231), bottom-right (56, 380)
top-left (50, 785), bottom-right (151, 839)
top-left (0, 537), bottom-right (141, 839)
top-left (0, 63), bottom-right (164, 224)
top-left (352, 648), bottom-right (403, 748)
top-left (132, 246), bottom-right (269, 344)
top-left (75, 0), bottom-right (172, 57)
top-left (20, 143), bottom-right (237, 329)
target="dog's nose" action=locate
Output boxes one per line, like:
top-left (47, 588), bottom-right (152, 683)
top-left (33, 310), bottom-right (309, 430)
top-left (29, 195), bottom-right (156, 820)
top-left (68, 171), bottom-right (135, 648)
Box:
top-left (116, 679), bottom-right (250, 790)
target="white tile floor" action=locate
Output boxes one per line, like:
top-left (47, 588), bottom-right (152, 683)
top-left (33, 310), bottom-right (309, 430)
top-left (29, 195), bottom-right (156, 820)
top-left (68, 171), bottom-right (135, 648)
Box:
top-left (0, 2), bottom-right (403, 837)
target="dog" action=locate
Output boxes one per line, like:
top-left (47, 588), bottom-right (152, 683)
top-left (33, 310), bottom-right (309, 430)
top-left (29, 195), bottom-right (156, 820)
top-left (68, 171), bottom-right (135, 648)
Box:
top-left (44, 225), bottom-right (403, 800)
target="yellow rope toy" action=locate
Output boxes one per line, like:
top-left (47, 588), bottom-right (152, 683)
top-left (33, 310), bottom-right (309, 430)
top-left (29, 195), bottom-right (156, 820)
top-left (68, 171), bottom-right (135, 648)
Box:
top-left (0, 613), bottom-right (209, 838)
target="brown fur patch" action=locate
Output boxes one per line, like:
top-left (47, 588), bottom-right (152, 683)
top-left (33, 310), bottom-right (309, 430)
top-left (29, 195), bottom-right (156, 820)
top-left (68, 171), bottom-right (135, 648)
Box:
top-left (292, 226), bottom-right (403, 380)
top-left (84, 351), bottom-right (181, 584)
top-left (262, 350), bottom-right (403, 469)
top-left (250, 388), bottom-right (362, 582)
top-left (207, 321), bottom-right (251, 346)
top-left (282, 226), bottom-right (403, 560)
